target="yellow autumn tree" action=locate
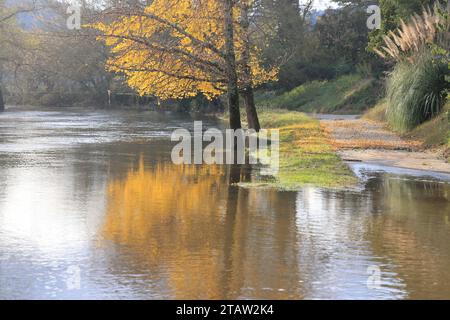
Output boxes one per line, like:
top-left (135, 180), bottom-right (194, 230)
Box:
top-left (91, 0), bottom-right (278, 130)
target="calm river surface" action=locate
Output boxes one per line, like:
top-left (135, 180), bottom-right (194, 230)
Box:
top-left (1, 108), bottom-right (450, 300)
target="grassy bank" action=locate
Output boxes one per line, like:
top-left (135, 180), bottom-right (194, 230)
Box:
top-left (256, 74), bottom-right (380, 114)
top-left (240, 109), bottom-right (357, 190)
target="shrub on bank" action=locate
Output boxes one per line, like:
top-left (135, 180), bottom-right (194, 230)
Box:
top-left (386, 51), bottom-right (449, 132)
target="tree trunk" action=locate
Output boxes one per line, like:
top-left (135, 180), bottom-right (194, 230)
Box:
top-left (0, 85), bottom-right (5, 112)
top-left (242, 87), bottom-right (260, 131)
top-left (223, 0), bottom-right (241, 130)
top-left (239, 2), bottom-right (260, 131)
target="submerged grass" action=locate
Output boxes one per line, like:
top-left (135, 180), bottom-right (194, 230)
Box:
top-left (240, 110), bottom-right (357, 190)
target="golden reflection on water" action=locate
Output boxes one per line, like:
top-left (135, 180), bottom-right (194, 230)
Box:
top-left (101, 157), bottom-right (300, 299)
top-left (100, 156), bottom-right (450, 299)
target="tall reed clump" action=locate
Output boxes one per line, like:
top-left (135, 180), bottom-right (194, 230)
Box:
top-left (373, 6), bottom-right (440, 63)
top-left (375, 4), bottom-right (449, 132)
top-left (386, 51), bottom-right (448, 132)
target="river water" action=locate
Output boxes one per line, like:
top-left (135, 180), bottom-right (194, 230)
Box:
top-left (0, 108), bottom-right (449, 300)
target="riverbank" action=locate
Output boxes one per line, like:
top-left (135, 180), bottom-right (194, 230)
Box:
top-left (249, 73), bottom-right (448, 182)
top-left (239, 109), bottom-right (357, 190)
top-left (239, 106), bottom-right (450, 190)
top-left (255, 74), bottom-right (380, 114)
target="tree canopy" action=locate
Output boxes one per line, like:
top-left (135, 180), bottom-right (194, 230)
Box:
top-left (91, 0), bottom-right (278, 100)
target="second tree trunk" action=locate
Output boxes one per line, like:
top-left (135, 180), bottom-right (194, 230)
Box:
top-left (0, 86), bottom-right (5, 112)
top-left (242, 87), bottom-right (260, 132)
top-left (239, 2), bottom-right (260, 132)
top-left (223, 0), bottom-right (241, 130)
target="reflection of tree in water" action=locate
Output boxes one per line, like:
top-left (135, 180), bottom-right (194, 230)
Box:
top-left (101, 157), bottom-right (300, 299)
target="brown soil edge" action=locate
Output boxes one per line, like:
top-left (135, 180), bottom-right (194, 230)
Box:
top-left (320, 118), bottom-right (450, 174)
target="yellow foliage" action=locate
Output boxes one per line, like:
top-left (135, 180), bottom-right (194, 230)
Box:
top-left (89, 0), bottom-right (278, 100)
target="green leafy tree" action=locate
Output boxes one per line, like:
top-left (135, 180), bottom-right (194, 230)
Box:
top-left (254, 0), bottom-right (314, 89)
top-left (314, 5), bottom-right (372, 76)
top-left (333, 0), bottom-right (437, 52)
